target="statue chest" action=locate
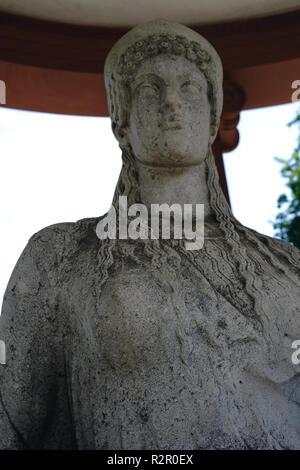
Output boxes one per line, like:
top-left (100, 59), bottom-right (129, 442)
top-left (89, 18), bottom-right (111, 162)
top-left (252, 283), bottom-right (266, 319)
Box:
top-left (62, 260), bottom-right (300, 449)
top-left (66, 261), bottom-right (227, 371)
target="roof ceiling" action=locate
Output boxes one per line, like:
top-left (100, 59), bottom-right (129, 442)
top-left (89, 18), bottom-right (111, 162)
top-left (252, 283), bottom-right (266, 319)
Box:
top-left (0, 0), bottom-right (299, 27)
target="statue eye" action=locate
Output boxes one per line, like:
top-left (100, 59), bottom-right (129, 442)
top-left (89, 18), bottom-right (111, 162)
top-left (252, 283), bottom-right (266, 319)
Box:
top-left (138, 82), bottom-right (160, 95)
top-left (181, 81), bottom-right (201, 93)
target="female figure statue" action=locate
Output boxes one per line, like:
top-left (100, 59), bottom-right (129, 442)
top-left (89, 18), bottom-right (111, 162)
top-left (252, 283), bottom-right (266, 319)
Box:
top-left (0, 20), bottom-right (300, 450)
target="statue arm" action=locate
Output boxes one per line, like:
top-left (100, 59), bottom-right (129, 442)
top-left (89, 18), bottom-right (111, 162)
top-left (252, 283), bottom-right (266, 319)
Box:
top-left (0, 228), bottom-right (69, 449)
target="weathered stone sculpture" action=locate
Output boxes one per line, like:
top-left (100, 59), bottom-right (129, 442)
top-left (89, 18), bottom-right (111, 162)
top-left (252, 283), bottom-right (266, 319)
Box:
top-left (1, 20), bottom-right (300, 450)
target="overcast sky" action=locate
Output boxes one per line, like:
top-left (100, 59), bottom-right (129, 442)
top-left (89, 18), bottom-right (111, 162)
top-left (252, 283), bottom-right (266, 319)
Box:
top-left (0, 101), bottom-right (299, 310)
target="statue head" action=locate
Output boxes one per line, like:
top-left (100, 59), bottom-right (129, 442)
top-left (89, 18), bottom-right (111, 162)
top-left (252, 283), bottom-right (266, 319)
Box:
top-left (104, 20), bottom-right (223, 168)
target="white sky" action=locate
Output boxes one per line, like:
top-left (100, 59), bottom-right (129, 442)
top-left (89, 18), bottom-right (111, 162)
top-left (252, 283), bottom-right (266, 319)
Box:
top-left (0, 102), bottom-right (299, 310)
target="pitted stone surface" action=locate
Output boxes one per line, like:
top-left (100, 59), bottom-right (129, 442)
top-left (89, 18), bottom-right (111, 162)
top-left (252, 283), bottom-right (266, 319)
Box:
top-left (1, 20), bottom-right (300, 449)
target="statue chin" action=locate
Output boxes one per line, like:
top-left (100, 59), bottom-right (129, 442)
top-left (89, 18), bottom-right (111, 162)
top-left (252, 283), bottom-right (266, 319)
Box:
top-left (135, 153), bottom-right (205, 168)
top-left (133, 140), bottom-right (208, 168)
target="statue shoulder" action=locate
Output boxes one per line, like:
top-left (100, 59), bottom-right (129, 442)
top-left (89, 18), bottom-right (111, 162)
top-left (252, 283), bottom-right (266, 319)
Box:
top-left (245, 226), bottom-right (300, 271)
top-left (2, 216), bottom-right (102, 312)
top-left (27, 216), bottom-right (102, 266)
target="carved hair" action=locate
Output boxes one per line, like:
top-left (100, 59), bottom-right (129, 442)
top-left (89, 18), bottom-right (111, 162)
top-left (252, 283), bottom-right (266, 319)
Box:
top-left (94, 143), bottom-right (299, 340)
top-left (94, 21), bottom-right (300, 341)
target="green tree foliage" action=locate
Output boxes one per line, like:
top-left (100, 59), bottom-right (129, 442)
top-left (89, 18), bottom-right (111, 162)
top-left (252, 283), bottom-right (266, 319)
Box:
top-left (273, 108), bottom-right (300, 249)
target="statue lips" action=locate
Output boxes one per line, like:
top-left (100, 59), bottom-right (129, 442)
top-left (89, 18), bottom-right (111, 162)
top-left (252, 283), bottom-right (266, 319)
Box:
top-left (162, 114), bottom-right (184, 131)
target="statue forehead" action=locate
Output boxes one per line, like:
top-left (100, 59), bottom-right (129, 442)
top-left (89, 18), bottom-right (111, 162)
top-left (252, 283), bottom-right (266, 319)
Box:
top-left (131, 54), bottom-right (207, 83)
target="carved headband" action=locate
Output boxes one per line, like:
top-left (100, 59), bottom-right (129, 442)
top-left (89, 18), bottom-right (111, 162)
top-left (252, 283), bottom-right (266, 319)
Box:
top-left (117, 34), bottom-right (212, 80)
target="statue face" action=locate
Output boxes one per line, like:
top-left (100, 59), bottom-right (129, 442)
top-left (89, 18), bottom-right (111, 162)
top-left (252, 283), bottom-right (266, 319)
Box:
top-left (127, 54), bottom-right (211, 167)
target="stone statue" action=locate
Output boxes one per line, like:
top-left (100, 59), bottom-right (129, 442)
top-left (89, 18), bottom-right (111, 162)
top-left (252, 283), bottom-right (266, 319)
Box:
top-left (1, 20), bottom-right (300, 450)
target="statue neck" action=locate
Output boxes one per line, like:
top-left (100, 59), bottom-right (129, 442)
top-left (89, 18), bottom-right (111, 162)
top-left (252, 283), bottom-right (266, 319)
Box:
top-left (135, 160), bottom-right (212, 219)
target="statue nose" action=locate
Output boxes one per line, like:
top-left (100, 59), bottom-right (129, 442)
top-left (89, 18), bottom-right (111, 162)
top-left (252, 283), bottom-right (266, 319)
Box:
top-left (161, 87), bottom-right (183, 113)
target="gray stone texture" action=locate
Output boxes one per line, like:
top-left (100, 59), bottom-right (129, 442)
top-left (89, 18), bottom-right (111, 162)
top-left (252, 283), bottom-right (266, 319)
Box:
top-left (0, 20), bottom-right (300, 449)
